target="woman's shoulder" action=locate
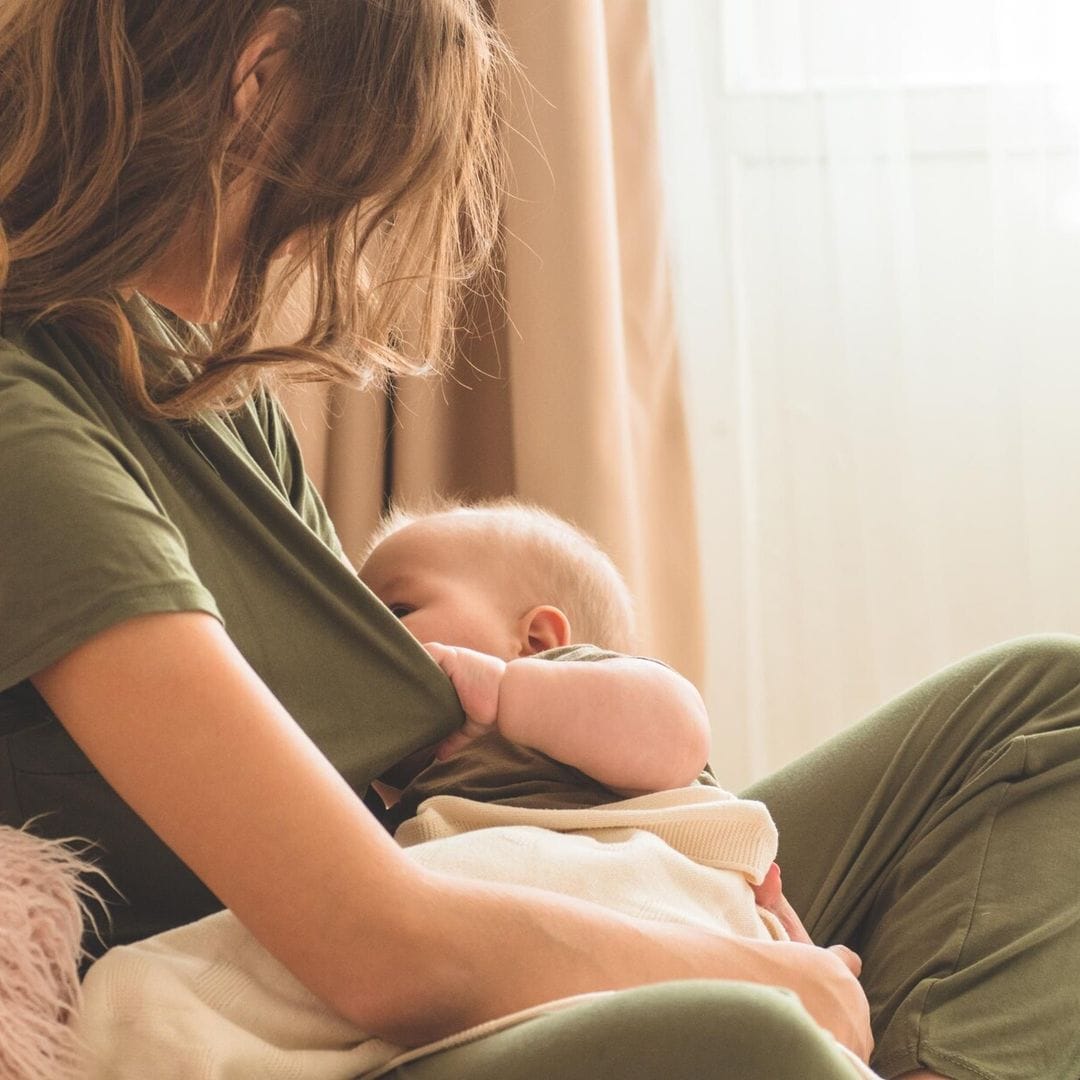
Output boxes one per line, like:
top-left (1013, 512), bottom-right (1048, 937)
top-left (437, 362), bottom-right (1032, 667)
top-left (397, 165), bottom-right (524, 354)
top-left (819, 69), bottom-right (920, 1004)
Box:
top-left (1, 317), bottom-right (63, 381)
top-left (0, 314), bottom-right (118, 424)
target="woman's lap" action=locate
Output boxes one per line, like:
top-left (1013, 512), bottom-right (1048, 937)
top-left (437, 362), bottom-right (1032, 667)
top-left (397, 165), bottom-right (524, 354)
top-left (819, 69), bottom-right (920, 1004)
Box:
top-left (382, 980), bottom-right (860, 1080)
top-left (385, 636), bottom-right (1080, 1080)
top-left (744, 634), bottom-right (1080, 1079)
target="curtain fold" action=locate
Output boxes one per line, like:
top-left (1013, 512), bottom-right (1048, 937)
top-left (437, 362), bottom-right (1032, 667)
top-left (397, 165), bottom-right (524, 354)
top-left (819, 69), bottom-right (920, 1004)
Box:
top-left (283, 0), bottom-right (703, 681)
top-left (651, 0), bottom-right (1080, 788)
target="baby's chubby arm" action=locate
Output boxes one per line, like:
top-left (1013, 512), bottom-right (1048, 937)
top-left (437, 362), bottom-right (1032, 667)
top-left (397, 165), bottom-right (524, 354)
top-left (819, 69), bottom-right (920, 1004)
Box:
top-left (423, 642), bottom-right (711, 793)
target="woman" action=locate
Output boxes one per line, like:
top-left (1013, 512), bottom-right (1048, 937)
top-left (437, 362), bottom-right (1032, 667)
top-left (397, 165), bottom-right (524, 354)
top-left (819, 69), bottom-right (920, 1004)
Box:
top-left (0, 3), bottom-right (1075, 1078)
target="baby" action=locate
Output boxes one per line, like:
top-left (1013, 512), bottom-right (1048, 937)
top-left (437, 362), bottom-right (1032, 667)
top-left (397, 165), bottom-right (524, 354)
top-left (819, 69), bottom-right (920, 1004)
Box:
top-left (359, 498), bottom-right (807, 941)
top-left (358, 497), bottom-right (714, 815)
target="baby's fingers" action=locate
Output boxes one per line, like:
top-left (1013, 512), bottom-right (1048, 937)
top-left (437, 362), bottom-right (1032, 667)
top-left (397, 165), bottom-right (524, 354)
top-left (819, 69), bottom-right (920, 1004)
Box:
top-left (752, 862), bottom-right (782, 908)
top-left (768, 893), bottom-right (813, 945)
top-left (753, 864), bottom-right (813, 945)
top-left (423, 641), bottom-right (454, 669)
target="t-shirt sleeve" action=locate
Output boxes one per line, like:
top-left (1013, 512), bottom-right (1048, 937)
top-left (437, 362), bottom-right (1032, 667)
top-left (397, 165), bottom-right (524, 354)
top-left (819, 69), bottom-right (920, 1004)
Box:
top-left (0, 346), bottom-right (221, 691)
top-left (534, 643), bottom-right (672, 666)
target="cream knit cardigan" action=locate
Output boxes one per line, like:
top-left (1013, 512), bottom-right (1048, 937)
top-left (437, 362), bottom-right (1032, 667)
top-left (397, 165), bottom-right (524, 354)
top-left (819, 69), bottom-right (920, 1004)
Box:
top-left (77, 787), bottom-right (878, 1079)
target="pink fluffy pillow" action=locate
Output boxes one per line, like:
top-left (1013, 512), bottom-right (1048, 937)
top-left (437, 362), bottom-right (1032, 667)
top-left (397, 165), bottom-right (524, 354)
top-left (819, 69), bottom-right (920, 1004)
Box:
top-left (0, 824), bottom-right (103, 1080)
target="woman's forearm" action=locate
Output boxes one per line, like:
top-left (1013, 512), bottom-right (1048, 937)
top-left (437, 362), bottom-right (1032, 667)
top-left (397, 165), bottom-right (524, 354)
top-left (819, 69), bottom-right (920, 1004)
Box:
top-left (369, 865), bottom-right (872, 1063)
top-left (30, 612), bottom-right (427, 1022)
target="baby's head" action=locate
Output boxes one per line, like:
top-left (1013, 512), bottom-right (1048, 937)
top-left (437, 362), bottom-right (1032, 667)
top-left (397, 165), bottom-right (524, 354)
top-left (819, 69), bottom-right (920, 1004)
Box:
top-left (359, 499), bottom-right (637, 661)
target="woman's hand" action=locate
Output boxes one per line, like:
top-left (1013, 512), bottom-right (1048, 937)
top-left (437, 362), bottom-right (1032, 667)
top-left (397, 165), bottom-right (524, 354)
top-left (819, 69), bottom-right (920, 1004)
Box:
top-left (738, 935), bottom-right (874, 1063)
top-left (748, 864), bottom-right (872, 1061)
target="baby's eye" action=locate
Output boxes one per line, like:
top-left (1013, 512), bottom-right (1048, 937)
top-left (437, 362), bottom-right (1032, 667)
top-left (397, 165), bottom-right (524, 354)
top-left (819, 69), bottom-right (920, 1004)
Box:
top-left (388, 603), bottom-right (415, 619)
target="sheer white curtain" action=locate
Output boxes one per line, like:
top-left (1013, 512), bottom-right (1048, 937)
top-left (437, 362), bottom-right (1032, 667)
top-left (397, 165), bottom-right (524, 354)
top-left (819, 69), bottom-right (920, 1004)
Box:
top-left (650, 0), bottom-right (1080, 790)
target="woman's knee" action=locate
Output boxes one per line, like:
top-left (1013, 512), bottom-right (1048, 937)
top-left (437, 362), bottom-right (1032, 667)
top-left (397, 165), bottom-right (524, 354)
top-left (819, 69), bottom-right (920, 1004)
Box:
top-left (603, 981), bottom-right (861, 1079)
top-left (986, 633), bottom-right (1080, 709)
top-left (677, 982), bottom-right (857, 1079)
top-left (995, 632), bottom-right (1080, 670)
top-left (391, 980), bottom-right (859, 1080)
top-left (947, 633), bottom-right (1080, 708)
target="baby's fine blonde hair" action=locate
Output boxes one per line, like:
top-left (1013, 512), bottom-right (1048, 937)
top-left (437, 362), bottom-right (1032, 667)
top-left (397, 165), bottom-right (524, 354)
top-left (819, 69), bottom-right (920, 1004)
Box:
top-left (363, 497), bottom-right (638, 654)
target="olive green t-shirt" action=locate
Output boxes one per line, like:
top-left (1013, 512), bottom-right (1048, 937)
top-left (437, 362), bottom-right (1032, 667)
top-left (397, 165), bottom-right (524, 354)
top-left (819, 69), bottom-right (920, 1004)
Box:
top-left (0, 301), bottom-right (463, 951)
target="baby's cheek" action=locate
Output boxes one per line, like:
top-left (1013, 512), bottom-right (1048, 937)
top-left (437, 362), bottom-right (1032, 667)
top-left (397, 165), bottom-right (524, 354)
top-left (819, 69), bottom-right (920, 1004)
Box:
top-left (399, 616), bottom-right (422, 640)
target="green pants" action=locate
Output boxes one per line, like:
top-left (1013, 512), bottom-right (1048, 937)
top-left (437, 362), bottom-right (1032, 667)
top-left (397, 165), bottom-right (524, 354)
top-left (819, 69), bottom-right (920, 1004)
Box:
top-left (385, 636), bottom-right (1080, 1080)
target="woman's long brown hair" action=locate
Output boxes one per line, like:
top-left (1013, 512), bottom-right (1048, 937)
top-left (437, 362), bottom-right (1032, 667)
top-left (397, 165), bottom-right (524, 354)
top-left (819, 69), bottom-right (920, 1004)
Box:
top-left (0, 0), bottom-right (510, 419)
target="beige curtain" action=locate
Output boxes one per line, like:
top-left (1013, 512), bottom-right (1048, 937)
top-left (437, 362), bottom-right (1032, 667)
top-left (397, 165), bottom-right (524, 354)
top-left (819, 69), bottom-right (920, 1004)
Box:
top-left (283, 0), bottom-right (703, 682)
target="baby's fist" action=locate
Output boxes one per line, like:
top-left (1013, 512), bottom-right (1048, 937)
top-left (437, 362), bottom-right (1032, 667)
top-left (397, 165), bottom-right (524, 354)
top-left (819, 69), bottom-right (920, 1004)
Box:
top-left (424, 643), bottom-right (507, 758)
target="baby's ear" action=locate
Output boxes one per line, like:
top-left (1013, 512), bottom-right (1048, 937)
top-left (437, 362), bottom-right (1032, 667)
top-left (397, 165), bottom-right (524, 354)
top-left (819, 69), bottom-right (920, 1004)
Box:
top-left (519, 606), bottom-right (572, 656)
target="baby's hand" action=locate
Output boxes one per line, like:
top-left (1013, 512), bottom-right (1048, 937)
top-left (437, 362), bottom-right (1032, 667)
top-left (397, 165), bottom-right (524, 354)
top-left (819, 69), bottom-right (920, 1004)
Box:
top-left (753, 862), bottom-right (814, 945)
top-left (423, 642), bottom-right (507, 759)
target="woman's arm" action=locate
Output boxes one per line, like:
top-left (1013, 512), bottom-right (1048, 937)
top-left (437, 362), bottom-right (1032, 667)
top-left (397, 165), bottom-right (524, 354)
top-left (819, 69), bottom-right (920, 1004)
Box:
top-left (32, 613), bottom-right (868, 1059)
top-left (425, 643), bottom-right (711, 792)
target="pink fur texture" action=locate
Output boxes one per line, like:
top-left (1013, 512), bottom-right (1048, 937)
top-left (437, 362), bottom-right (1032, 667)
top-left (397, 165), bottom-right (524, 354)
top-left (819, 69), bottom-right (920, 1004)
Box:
top-left (0, 824), bottom-right (104, 1080)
